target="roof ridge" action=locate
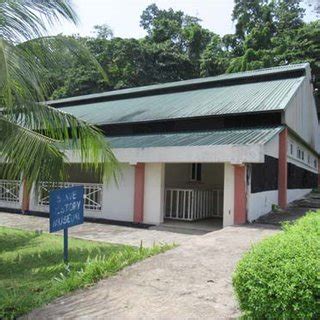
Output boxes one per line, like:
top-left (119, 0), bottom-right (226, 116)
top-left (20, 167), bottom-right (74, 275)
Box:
top-left (107, 126), bottom-right (285, 148)
top-left (47, 63), bottom-right (309, 107)
top-left (57, 77), bottom-right (305, 125)
top-left (107, 125), bottom-right (285, 138)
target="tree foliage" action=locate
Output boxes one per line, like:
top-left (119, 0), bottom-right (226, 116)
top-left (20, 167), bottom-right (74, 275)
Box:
top-left (41, 1), bottom-right (319, 105)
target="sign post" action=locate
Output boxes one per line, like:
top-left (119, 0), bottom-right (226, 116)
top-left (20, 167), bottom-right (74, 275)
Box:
top-left (49, 186), bottom-right (84, 263)
top-left (64, 228), bottom-right (68, 263)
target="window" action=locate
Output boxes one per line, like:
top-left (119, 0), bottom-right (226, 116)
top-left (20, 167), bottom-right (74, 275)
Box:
top-left (290, 143), bottom-right (293, 155)
top-left (314, 159), bottom-right (318, 169)
top-left (297, 148), bottom-right (301, 159)
top-left (301, 151), bottom-right (304, 161)
top-left (308, 154), bottom-right (311, 164)
top-left (191, 163), bottom-right (202, 181)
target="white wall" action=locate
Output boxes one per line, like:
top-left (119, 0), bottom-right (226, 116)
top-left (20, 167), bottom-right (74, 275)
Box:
top-left (247, 190), bottom-right (278, 222)
top-left (264, 135), bottom-right (279, 158)
top-left (97, 164), bottom-right (135, 221)
top-left (223, 163), bottom-right (234, 227)
top-left (143, 163), bottom-right (165, 225)
top-left (287, 134), bottom-right (318, 174)
top-left (112, 144), bottom-right (264, 164)
top-left (247, 189), bottom-right (313, 222)
top-left (284, 74), bottom-right (320, 152)
top-left (0, 200), bottom-right (21, 210)
top-left (287, 189), bottom-right (312, 203)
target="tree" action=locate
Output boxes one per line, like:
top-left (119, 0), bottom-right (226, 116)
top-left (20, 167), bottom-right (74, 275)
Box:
top-left (200, 34), bottom-right (230, 77)
top-left (93, 24), bottom-right (114, 40)
top-left (140, 4), bottom-right (212, 74)
top-left (273, 0), bottom-right (305, 34)
top-left (140, 3), bottom-right (187, 41)
top-left (232, 0), bottom-right (274, 40)
top-left (272, 20), bottom-right (320, 98)
top-left (49, 36), bottom-right (196, 98)
top-left (227, 48), bottom-right (274, 72)
top-left (37, 2), bottom-right (319, 106)
top-left (182, 23), bottom-right (213, 73)
top-left (0, 1), bottom-right (117, 188)
top-left (231, 0), bottom-right (305, 45)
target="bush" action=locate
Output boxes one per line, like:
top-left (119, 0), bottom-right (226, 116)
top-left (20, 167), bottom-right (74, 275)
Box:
top-left (233, 212), bottom-right (320, 319)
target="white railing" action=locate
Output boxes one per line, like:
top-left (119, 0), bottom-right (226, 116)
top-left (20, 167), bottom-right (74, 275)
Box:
top-left (165, 188), bottom-right (223, 221)
top-left (38, 182), bottom-right (103, 212)
top-left (0, 180), bottom-right (20, 203)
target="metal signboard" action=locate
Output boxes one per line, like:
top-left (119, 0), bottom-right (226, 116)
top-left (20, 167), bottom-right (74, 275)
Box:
top-left (49, 186), bottom-right (84, 262)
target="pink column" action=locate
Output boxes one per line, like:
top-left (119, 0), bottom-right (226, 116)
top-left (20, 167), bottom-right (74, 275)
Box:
top-left (21, 179), bottom-right (30, 214)
top-left (134, 163), bottom-right (145, 223)
top-left (234, 165), bottom-right (247, 225)
top-left (278, 128), bottom-right (288, 208)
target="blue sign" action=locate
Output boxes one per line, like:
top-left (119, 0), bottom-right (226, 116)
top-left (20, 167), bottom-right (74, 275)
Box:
top-left (49, 186), bottom-right (84, 233)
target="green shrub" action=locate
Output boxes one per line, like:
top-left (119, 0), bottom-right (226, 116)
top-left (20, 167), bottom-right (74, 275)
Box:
top-left (233, 212), bottom-right (320, 319)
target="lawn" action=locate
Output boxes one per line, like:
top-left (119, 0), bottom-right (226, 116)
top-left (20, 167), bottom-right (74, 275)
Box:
top-left (0, 226), bottom-right (172, 319)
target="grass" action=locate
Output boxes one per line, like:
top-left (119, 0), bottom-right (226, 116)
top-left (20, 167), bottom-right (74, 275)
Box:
top-left (0, 226), bottom-right (173, 319)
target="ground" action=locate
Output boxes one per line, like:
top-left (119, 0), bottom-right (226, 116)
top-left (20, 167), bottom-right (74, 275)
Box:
top-left (0, 225), bottom-right (170, 319)
top-left (0, 212), bottom-right (193, 247)
top-left (0, 212), bottom-right (278, 319)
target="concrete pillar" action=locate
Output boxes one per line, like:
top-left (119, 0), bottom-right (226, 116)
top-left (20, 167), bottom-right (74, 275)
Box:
top-left (143, 163), bottom-right (165, 225)
top-left (21, 180), bottom-right (30, 214)
top-left (278, 128), bottom-right (288, 208)
top-left (234, 165), bottom-right (247, 224)
top-left (223, 163), bottom-right (235, 227)
top-left (133, 163), bottom-right (145, 223)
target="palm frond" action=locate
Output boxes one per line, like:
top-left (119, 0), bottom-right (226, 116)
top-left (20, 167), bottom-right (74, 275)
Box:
top-left (0, 0), bottom-right (78, 43)
top-left (0, 38), bottom-right (45, 108)
top-left (0, 116), bottom-right (65, 190)
top-left (0, 1), bottom-right (117, 188)
top-left (1, 103), bottom-right (119, 189)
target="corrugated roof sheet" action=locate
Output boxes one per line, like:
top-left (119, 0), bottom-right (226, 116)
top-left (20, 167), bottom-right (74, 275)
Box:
top-left (60, 77), bottom-right (304, 125)
top-left (48, 63), bottom-right (308, 106)
top-left (107, 126), bottom-right (284, 148)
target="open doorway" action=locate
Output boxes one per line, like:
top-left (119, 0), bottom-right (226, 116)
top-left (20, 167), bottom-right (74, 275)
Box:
top-left (162, 163), bottom-right (224, 233)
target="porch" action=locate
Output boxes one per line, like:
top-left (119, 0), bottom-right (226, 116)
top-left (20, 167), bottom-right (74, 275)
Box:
top-left (0, 161), bottom-right (244, 228)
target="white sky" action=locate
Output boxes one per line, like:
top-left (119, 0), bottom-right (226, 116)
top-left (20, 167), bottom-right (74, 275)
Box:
top-left (48, 0), bottom-right (318, 38)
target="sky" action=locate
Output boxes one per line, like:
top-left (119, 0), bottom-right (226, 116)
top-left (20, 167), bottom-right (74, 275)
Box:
top-left (49, 0), bottom-right (318, 39)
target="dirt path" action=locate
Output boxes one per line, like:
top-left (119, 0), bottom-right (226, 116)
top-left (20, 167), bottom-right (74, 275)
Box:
top-left (24, 224), bottom-right (278, 320)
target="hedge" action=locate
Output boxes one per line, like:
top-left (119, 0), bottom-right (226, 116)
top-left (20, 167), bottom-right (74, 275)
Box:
top-left (233, 212), bottom-right (320, 319)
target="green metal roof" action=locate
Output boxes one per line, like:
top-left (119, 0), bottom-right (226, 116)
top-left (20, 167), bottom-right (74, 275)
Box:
top-left (60, 77), bottom-right (304, 125)
top-left (48, 63), bottom-right (308, 106)
top-left (49, 63), bottom-right (308, 125)
top-left (107, 126), bottom-right (284, 148)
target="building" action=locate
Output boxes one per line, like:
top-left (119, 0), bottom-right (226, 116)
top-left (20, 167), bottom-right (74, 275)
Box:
top-left (1, 63), bottom-right (319, 228)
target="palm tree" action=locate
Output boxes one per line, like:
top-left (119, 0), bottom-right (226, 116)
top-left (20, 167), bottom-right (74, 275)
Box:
top-left (0, 0), bottom-right (117, 189)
